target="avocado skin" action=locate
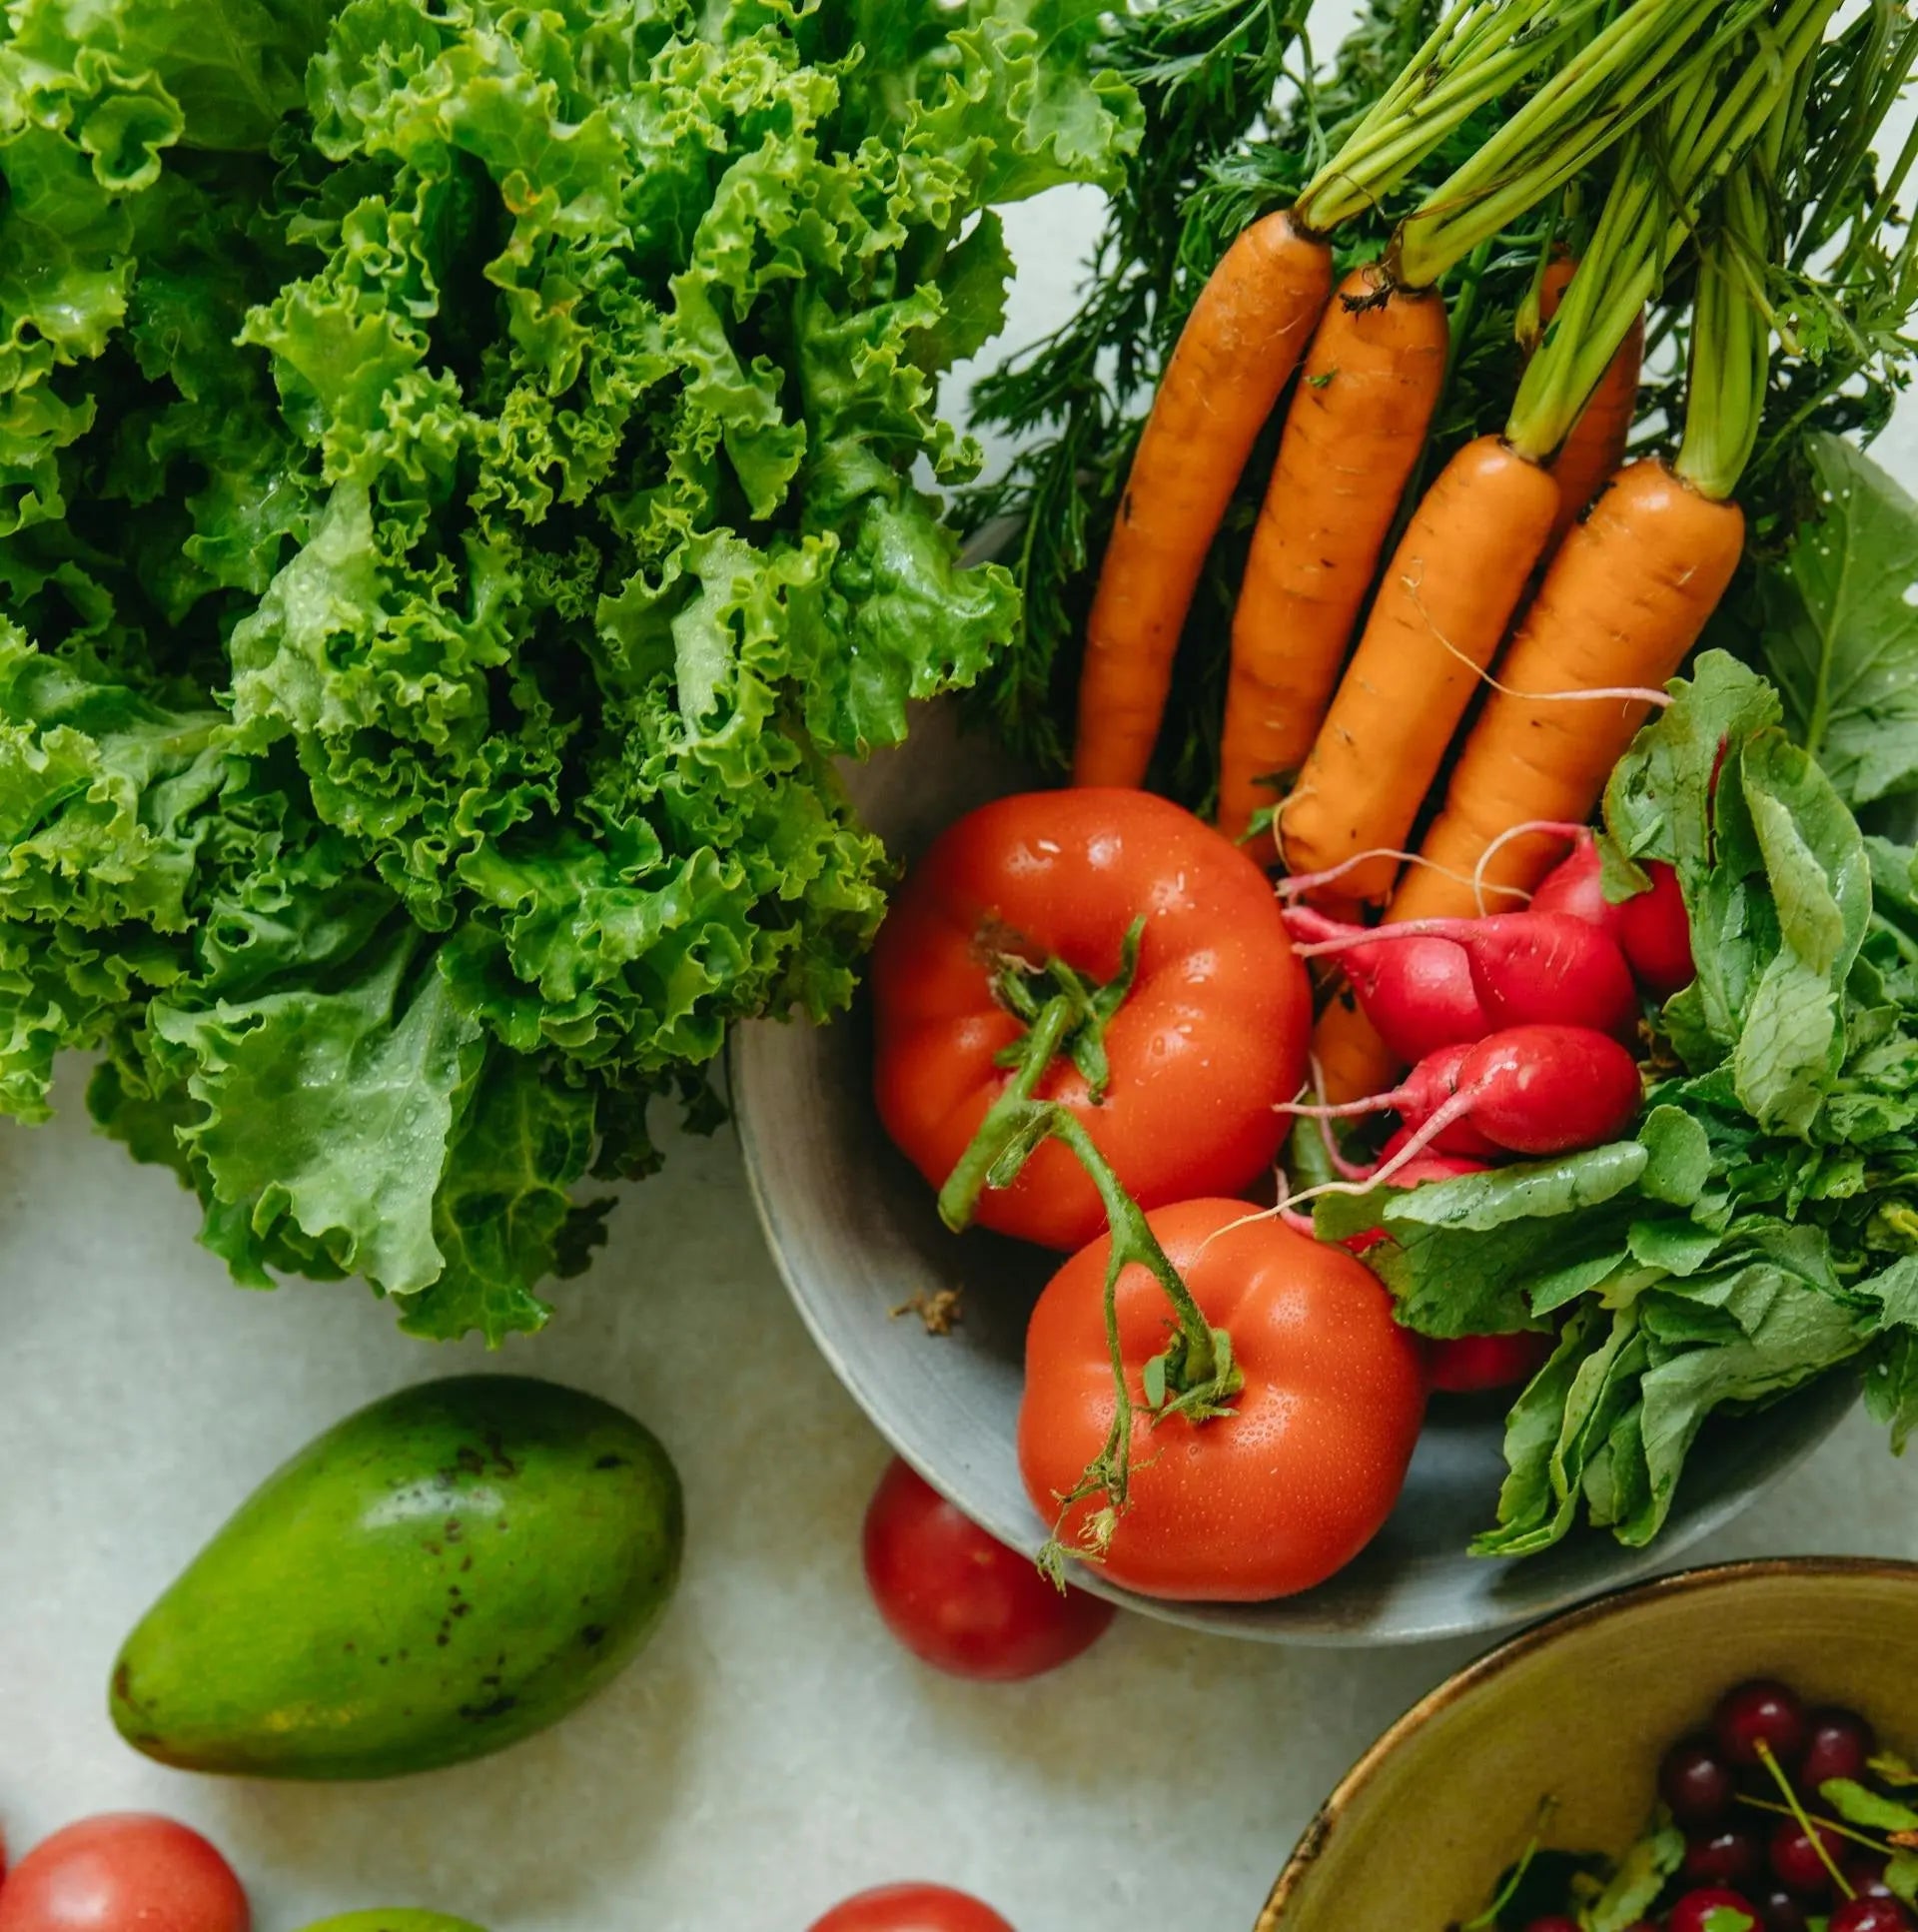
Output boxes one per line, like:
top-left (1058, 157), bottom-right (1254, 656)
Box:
top-left (294, 1916), bottom-right (489, 1932)
top-left (111, 1375), bottom-right (683, 1779)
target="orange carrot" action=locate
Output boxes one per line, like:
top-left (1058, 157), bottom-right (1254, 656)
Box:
top-left (1391, 458), bottom-right (1745, 923)
top-left (1073, 213), bottom-right (1334, 790)
top-left (1216, 268), bottom-right (1449, 840)
top-left (1311, 993), bottom-right (1402, 1107)
top-left (1528, 258), bottom-right (1646, 550)
top-left (1544, 316), bottom-right (1644, 552)
top-left (1524, 254), bottom-right (1577, 353)
top-left (1277, 436), bottom-right (1562, 909)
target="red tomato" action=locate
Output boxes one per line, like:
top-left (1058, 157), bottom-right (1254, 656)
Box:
top-left (808, 1884), bottom-right (1012, 1932)
top-left (1018, 1200), bottom-right (1427, 1600)
top-left (1428, 1330), bottom-right (1556, 1395)
top-left (862, 1456), bottom-right (1114, 1680)
top-left (872, 790), bottom-right (1309, 1251)
top-left (0, 1815), bottom-right (249, 1932)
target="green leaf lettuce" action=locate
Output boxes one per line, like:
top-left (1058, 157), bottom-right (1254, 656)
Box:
top-left (0, 0), bottom-right (1140, 1339)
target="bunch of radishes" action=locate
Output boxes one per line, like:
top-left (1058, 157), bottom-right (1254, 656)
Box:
top-left (1283, 832), bottom-right (1691, 1391)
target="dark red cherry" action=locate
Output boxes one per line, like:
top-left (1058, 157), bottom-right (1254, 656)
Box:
top-left (1715, 1680), bottom-right (1809, 1771)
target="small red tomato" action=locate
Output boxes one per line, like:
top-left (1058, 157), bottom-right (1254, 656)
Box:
top-left (861, 1457), bottom-right (1114, 1680)
top-left (1019, 1200), bottom-right (1427, 1601)
top-left (0, 1814), bottom-right (248, 1932)
top-left (1427, 1330), bottom-right (1556, 1395)
top-left (872, 790), bottom-right (1309, 1251)
top-left (808, 1883), bottom-right (1014, 1932)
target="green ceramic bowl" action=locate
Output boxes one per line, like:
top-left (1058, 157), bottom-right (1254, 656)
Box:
top-left (1260, 1557), bottom-right (1918, 1928)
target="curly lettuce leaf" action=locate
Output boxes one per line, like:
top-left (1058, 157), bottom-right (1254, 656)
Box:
top-left (803, 0), bottom-right (1142, 204)
top-left (0, 0), bottom-right (1138, 1339)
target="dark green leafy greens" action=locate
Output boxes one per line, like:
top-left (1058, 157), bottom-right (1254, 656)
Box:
top-left (1743, 431), bottom-right (1918, 813)
top-left (1321, 653), bottom-right (1918, 1553)
top-left (0, 0), bottom-right (1139, 1340)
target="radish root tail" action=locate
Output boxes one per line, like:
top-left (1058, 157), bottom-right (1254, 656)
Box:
top-left (1469, 817), bottom-right (1587, 914)
top-left (1278, 1091), bottom-right (1476, 1214)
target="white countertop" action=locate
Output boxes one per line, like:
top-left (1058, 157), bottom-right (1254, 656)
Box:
top-left (9, 1071), bottom-right (1918, 1932)
top-left (7, 142), bottom-right (1918, 1932)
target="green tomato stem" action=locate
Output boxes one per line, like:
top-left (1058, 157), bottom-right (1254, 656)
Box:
top-left (931, 923), bottom-right (1244, 1577)
top-left (937, 993), bottom-right (1078, 1232)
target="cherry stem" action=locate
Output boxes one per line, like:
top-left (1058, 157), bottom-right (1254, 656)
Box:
top-left (1756, 1739), bottom-right (1857, 1902)
top-left (1735, 1794), bottom-right (1898, 1860)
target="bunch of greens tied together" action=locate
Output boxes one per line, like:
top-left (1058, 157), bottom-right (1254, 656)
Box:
top-left (1320, 440), bottom-right (1918, 1550)
top-left (0, 0), bottom-right (1139, 1340)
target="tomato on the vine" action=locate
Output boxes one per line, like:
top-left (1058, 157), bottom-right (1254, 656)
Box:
top-left (861, 1456), bottom-right (1114, 1680)
top-left (1019, 1199), bottom-right (1427, 1601)
top-left (872, 789), bottom-right (1308, 1251)
top-left (808, 1884), bottom-right (1013, 1932)
top-left (0, 1814), bottom-right (249, 1932)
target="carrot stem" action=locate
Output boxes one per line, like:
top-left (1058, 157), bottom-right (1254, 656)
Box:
top-left (1505, 0), bottom-right (1836, 466)
top-left (1392, 0), bottom-right (1750, 289)
top-left (1675, 157), bottom-right (1773, 500)
top-left (1295, 0), bottom-right (1605, 235)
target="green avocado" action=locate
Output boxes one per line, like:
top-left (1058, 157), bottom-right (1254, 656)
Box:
top-left (294, 1916), bottom-right (490, 1932)
top-left (111, 1376), bottom-right (682, 1779)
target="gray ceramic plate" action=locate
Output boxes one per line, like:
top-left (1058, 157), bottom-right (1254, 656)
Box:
top-left (731, 565), bottom-right (1859, 1645)
top-left (730, 703), bottom-right (1859, 1643)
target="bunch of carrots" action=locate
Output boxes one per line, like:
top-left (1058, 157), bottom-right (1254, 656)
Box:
top-left (1066, 0), bottom-right (1866, 1102)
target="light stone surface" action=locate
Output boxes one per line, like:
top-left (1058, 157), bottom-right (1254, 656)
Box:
top-left (6, 90), bottom-right (1918, 1932)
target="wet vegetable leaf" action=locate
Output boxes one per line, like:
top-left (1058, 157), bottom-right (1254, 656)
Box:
top-left (1756, 434), bottom-right (1918, 811)
top-left (1821, 1779), bottom-right (1918, 1833)
top-left (0, 0), bottom-right (1139, 1340)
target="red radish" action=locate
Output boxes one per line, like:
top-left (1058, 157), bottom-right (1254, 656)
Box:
top-left (1285, 1025), bottom-right (1642, 1212)
top-left (1529, 829), bottom-right (1615, 926)
top-left (1288, 1040), bottom-right (1499, 1157)
top-left (1615, 863), bottom-right (1693, 999)
top-left (1342, 1145), bottom-right (1488, 1255)
top-left (1369, 1125), bottom-right (1554, 1392)
top-left (1531, 832), bottom-right (1695, 1001)
top-left (1286, 907), bottom-right (1489, 1062)
top-left (1287, 905), bottom-right (1640, 1043)
top-left (1428, 1330), bottom-right (1556, 1394)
